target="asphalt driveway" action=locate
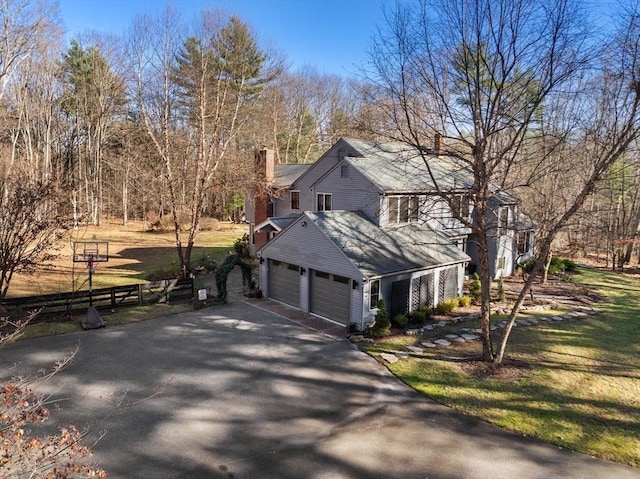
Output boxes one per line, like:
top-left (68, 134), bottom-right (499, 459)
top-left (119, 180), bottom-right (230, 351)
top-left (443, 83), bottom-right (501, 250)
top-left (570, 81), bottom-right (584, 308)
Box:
top-left (1, 300), bottom-right (638, 479)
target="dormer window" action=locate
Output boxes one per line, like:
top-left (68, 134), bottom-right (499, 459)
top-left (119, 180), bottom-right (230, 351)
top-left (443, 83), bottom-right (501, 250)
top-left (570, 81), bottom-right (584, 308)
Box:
top-left (317, 193), bottom-right (332, 211)
top-left (290, 190), bottom-right (300, 210)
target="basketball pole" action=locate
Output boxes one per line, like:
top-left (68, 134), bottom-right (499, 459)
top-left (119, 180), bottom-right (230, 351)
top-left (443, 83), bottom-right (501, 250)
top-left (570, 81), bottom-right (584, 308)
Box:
top-left (88, 258), bottom-right (93, 307)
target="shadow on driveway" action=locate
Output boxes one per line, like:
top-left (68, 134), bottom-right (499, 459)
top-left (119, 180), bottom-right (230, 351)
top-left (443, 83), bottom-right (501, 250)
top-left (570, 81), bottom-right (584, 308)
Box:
top-left (1, 300), bottom-right (638, 479)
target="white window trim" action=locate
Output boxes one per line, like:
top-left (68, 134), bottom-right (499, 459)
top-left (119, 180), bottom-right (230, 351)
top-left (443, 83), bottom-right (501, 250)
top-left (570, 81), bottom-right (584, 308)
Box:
top-left (317, 192), bottom-right (332, 211)
top-left (369, 279), bottom-right (380, 310)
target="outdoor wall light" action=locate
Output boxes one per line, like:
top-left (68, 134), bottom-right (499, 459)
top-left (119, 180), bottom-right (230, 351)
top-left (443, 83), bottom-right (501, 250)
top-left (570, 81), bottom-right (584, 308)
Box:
top-left (259, 257), bottom-right (264, 264)
top-left (301, 220), bottom-right (307, 227)
top-left (300, 267), bottom-right (306, 275)
top-left (352, 280), bottom-right (358, 289)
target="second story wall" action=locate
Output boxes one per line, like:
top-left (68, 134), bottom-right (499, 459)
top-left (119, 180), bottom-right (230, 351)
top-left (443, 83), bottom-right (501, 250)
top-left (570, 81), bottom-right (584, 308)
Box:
top-left (312, 160), bottom-right (382, 223)
top-left (291, 139), bottom-right (364, 212)
top-left (379, 194), bottom-right (472, 232)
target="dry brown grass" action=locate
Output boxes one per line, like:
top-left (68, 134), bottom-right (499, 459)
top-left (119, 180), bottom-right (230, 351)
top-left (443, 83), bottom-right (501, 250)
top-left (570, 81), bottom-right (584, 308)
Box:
top-left (8, 220), bottom-right (247, 297)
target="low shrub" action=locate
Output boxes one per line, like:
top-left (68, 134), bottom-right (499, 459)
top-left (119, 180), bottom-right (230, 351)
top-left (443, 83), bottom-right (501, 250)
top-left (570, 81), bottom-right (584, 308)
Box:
top-left (199, 217), bottom-right (220, 231)
top-left (521, 256), bottom-right (579, 276)
top-left (434, 298), bottom-right (458, 315)
top-left (392, 314), bottom-right (408, 328)
top-left (408, 309), bottom-right (428, 324)
top-left (549, 256), bottom-right (578, 274)
top-left (419, 306), bottom-right (433, 320)
top-left (192, 254), bottom-right (217, 273)
top-left (458, 295), bottom-right (472, 307)
top-left (148, 212), bottom-right (189, 232)
top-left (562, 258), bottom-right (578, 272)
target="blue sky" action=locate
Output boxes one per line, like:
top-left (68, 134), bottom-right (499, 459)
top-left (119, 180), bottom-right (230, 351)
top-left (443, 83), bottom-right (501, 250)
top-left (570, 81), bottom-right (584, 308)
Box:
top-left (57, 0), bottom-right (387, 76)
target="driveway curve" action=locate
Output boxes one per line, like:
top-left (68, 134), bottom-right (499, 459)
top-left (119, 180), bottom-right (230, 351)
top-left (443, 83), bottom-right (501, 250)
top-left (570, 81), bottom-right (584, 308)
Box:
top-left (1, 300), bottom-right (638, 479)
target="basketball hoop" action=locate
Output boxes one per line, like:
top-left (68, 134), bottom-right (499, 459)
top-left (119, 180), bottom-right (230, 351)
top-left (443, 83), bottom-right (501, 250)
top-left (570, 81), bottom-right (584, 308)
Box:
top-left (73, 242), bottom-right (109, 307)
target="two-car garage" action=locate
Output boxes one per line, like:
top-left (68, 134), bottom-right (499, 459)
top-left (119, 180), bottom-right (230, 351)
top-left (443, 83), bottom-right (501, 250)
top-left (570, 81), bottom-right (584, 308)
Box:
top-left (267, 259), bottom-right (352, 325)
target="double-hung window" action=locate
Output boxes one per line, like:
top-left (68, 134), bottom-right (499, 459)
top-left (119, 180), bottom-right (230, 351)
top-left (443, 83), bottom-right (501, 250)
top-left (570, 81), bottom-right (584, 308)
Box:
top-left (317, 193), bottom-right (332, 211)
top-left (369, 279), bottom-right (380, 309)
top-left (290, 190), bottom-right (300, 210)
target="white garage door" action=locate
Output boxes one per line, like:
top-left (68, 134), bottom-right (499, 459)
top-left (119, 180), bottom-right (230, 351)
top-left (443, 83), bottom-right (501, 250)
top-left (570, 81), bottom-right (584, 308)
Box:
top-left (310, 270), bottom-right (351, 324)
top-left (268, 260), bottom-right (300, 307)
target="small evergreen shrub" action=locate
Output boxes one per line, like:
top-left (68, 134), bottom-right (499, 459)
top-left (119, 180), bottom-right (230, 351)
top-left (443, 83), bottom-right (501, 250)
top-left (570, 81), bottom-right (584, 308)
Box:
top-left (392, 314), bottom-right (408, 328)
top-left (521, 256), bottom-right (579, 276)
top-left (562, 258), bottom-right (578, 272)
top-left (408, 309), bottom-right (427, 324)
top-left (496, 277), bottom-right (505, 302)
top-left (549, 256), bottom-right (578, 274)
top-left (469, 272), bottom-right (481, 303)
top-left (370, 299), bottom-right (391, 337)
top-left (458, 295), bottom-right (471, 307)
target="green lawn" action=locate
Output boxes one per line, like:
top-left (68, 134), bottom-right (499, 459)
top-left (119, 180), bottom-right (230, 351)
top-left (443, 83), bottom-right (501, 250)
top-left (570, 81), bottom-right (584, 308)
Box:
top-left (363, 267), bottom-right (640, 468)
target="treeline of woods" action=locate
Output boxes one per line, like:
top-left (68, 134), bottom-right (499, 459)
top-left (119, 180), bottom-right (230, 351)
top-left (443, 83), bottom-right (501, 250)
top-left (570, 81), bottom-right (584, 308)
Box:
top-left (2, 0), bottom-right (640, 298)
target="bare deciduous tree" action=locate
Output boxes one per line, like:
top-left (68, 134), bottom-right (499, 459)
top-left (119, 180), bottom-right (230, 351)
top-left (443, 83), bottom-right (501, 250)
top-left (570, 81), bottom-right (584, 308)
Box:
top-left (0, 174), bottom-right (67, 301)
top-left (366, 0), bottom-right (640, 363)
top-left (130, 9), bottom-right (277, 277)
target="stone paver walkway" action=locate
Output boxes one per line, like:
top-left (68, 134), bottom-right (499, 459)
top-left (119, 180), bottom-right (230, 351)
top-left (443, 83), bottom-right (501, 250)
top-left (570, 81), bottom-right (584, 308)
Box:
top-left (380, 306), bottom-right (603, 363)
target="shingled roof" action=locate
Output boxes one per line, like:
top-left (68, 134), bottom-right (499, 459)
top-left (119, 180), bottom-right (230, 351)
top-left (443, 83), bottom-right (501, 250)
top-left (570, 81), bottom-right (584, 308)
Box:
top-left (341, 139), bottom-right (475, 193)
top-left (305, 210), bottom-right (470, 278)
top-left (273, 163), bottom-right (312, 188)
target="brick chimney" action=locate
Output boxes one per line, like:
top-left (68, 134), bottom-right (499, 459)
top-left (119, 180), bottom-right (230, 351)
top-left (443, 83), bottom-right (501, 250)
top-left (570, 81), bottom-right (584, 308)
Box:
top-left (252, 149), bottom-right (276, 254)
top-left (434, 133), bottom-right (444, 155)
top-left (255, 148), bottom-right (275, 185)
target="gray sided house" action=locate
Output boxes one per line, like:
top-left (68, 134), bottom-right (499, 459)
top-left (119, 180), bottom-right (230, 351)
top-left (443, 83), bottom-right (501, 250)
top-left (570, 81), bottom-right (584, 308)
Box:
top-left (248, 138), bottom-right (536, 329)
top-left (258, 211), bottom-right (470, 329)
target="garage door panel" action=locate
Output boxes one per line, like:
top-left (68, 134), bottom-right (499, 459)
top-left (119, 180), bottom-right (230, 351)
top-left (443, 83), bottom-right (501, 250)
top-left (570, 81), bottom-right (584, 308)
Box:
top-left (310, 270), bottom-right (351, 324)
top-left (269, 260), bottom-right (300, 307)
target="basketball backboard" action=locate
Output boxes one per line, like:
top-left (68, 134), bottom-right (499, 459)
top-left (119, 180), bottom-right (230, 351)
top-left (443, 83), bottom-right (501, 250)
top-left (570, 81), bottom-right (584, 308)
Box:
top-left (73, 241), bottom-right (109, 264)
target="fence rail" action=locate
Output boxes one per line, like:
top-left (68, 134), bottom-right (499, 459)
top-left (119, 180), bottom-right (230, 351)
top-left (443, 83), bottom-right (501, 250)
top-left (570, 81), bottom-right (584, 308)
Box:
top-left (1, 278), bottom-right (195, 318)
